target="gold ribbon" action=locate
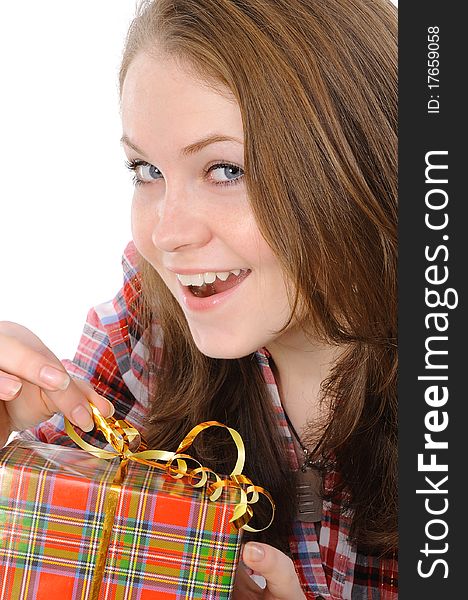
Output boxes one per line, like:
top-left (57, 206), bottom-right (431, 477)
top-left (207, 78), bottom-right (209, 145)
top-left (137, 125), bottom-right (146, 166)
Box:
top-left (64, 404), bottom-right (274, 598)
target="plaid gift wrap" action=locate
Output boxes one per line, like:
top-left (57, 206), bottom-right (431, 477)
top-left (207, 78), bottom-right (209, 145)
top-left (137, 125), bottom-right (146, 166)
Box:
top-left (0, 439), bottom-right (244, 599)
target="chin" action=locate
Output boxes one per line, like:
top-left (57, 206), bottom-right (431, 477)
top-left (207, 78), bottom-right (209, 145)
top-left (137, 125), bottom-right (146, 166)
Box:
top-left (191, 336), bottom-right (261, 360)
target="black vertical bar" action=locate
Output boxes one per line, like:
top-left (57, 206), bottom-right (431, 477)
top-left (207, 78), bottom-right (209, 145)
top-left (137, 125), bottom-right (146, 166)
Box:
top-left (399, 2), bottom-right (465, 597)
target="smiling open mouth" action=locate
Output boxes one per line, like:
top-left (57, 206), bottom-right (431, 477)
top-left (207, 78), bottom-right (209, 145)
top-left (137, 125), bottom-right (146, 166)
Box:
top-left (187, 269), bottom-right (251, 298)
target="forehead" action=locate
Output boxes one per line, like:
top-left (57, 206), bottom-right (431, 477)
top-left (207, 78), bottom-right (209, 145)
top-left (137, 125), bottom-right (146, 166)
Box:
top-left (121, 52), bottom-right (243, 152)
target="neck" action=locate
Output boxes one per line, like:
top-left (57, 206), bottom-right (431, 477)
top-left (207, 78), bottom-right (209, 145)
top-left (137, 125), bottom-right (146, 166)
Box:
top-left (265, 326), bottom-right (343, 442)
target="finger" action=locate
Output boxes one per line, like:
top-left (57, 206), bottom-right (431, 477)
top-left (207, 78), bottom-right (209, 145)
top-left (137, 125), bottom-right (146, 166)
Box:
top-left (41, 378), bottom-right (116, 433)
top-left (0, 401), bottom-right (13, 447)
top-left (7, 377), bottom-right (95, 433)
top-left (237, 556), bottom-right (267, 590)
top-left (232, 561), bottom-right (264, 600)
top-left (0, 371), bottom-right (23, 401)
top-left (243, 543), bottom-right (305, 600)
top-left (0, 329), bottom-right (112, 431)
top-left (250, 574), bottom-right (267, 590)
top-left (0, 331), bottom-right (72, 392)
top-left (72, 378), bottom-right (115, 418)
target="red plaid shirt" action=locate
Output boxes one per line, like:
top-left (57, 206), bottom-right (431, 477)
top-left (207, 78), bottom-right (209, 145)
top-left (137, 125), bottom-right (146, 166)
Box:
top-left (24, 242), bottom-right (398, 599)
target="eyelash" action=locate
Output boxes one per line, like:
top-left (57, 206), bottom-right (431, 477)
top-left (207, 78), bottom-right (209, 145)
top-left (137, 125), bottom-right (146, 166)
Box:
top-left (125, 159), bottom-right (244, 188)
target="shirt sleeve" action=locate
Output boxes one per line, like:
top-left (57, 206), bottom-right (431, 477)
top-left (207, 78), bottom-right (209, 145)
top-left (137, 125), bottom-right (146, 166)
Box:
top-left (20, 242), bottom-right (151, 448)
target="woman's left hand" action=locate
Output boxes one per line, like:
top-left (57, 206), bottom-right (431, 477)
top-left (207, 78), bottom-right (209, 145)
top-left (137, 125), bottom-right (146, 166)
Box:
top-left (232, 542), bottom-right (306, 599)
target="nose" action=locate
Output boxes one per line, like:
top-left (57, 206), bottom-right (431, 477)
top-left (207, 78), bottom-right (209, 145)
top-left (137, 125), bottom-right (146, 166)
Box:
top-left (151, 183), bottom-right (212, 253)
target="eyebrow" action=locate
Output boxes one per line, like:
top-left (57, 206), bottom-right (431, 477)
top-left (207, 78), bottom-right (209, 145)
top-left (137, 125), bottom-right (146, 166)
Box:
top-left (120, 133), bottom-right (243, 158)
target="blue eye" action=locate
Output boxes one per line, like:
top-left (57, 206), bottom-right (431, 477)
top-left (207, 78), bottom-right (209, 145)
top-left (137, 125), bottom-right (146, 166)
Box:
top-left (125, 159), bottom-right (244, 187)
top-left (206, 163), bottom-right (244, 186)
top-left (125, 159), bottom-right (162, 186)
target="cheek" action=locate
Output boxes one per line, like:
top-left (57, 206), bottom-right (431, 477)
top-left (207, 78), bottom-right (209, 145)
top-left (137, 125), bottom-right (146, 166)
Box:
top-left (253, 237), bottom-right (285, 285)
top-left (130, 195), bottom-right (170, 288)
top-left (131, 194), bottom-right (153, 253)
top-left (255, 242), bottom-right (294, 310)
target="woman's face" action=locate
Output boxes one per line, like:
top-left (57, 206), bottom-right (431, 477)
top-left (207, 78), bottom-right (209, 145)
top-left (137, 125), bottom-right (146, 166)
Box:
top-left (121, 52), bottom-right (295, 358)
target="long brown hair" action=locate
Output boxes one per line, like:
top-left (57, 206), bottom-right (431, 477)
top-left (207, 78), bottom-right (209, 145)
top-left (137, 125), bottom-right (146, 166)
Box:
top-left (120, 0), bottom-right (397, 554)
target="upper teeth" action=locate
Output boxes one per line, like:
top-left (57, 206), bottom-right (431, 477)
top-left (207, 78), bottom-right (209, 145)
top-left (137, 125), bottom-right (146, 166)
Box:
top-left (176, 269), bottom-right (245, 286)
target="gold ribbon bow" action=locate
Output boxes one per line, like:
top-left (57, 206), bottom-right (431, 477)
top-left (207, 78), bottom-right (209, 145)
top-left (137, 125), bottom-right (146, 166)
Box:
top-left (64, 404), bottom-right (274, 598)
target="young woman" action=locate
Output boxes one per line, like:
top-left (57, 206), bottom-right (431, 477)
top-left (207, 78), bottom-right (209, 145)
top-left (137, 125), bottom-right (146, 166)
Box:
top-left (0, 0), bottom-right (398, 597)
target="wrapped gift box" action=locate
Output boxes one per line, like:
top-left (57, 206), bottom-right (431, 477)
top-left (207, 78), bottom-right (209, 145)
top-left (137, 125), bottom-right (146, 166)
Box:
top-left (0, 438), bottom-right (243, 599)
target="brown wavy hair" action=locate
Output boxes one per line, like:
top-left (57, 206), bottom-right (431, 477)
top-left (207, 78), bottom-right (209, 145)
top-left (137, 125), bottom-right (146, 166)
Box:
top-left (119, 0), bottom-right (397, 555)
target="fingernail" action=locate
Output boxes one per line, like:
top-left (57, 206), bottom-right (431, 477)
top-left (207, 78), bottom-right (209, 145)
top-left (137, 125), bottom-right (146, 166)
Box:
top-left (244, 543), bottom-right (265, 562)
top-left (250, 574), bottom-right (267, 589)
top-left (0, 377), bottom-right (22, 398)
top-left (105, 401), bottom-right (115, 417)
top-left (71, 404), bottom-right (95, 432)
top-left (39, 366), bottom-right (70, 391)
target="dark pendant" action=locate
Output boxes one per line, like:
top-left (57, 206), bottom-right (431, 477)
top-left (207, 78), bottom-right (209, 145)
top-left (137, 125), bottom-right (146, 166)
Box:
top-left (297, 467), bottom-right (322, 522)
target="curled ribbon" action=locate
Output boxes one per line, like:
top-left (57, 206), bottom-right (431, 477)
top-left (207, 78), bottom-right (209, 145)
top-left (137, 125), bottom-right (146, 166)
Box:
top-left (64, 403), bottom-right (275, 532)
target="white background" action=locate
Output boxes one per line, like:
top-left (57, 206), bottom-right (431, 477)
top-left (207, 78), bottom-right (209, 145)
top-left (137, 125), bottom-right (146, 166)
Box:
top-left (0, 1), bottom-right (136, 360)
top-left (0, 0), bottom-right (398, 362)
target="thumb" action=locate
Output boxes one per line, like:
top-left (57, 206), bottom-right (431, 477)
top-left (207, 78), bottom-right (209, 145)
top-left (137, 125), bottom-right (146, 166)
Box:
top-left (242, 542), bottom-right (306, 600)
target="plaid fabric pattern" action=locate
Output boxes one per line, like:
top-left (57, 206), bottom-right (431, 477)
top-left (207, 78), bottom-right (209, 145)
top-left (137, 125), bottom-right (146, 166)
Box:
top-left (21, 241), bottom-right (398, 599)
top-left (0, 440), bottom-right (241, 599)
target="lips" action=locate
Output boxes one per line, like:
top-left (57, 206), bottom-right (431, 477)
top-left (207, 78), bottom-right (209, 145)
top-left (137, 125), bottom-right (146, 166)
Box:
top-left (177, 268), bottom-right (252, 311)
top-left (189, 269), bottom-right (251, 297)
